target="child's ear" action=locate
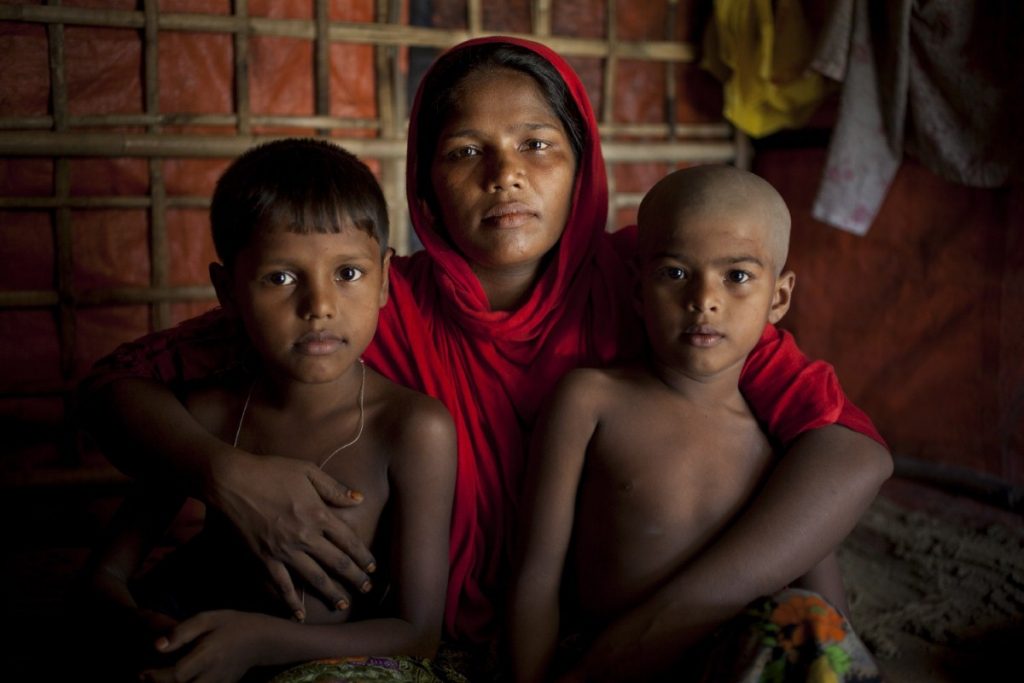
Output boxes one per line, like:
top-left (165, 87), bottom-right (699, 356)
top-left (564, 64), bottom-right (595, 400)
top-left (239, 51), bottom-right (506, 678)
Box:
top-left (209, 262), bottom-right (237, 315)
top-left (768, 270), bottom-right (796, 324)
top-left (378, 247), bottom-right (393, 308)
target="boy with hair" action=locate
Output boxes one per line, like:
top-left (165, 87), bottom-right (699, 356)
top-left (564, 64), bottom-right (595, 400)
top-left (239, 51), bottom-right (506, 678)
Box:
top-left (82, 139), bottom-right (456, 682)
top-left (508, 165), bottom-right (876, 682)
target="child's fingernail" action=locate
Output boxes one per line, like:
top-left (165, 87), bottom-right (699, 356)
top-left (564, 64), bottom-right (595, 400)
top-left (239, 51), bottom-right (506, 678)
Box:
top-left (293, 609), bottom-right (305, 622)
top-left (335, 598), bottom-right (349, 611)
top-left (154, 637), bottom-right (169, 650)
top-left (349, 490), bottom-right (363, 502)
top-left (366, 561), bottom-right (377, 573)
top-left (361, 580), bottom-right (372, 593)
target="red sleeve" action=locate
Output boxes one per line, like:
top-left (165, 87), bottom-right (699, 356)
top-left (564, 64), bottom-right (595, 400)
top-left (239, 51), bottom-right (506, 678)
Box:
top-left (740, 324), bottom-right (886, 447)
top-left (80, 307), bottom-right (243, 393)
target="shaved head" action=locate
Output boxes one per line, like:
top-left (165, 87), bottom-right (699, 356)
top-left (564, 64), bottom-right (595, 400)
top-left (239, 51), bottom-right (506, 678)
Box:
top-left (638, 165), bottom-right (791, 275)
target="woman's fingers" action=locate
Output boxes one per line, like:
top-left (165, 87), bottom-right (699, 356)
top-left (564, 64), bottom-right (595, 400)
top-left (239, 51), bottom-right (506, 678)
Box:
top-left (308, 466), bottom-right (365, 507)
top-left (284, 549), bottom-right (355, 612)
top-left (262, 558), bottom-right (304, 620)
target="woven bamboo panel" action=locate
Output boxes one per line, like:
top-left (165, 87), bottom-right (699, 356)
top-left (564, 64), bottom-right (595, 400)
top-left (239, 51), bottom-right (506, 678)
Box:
top-left (0, 0), bottom-right (738, 479)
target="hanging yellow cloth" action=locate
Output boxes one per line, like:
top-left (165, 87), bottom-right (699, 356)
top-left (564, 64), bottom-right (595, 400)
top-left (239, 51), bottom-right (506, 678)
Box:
top-left (702, 0), bottom-right (833, 138)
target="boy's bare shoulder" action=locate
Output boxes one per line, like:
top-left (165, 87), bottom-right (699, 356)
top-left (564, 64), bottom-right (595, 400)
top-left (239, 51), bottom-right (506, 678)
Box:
top-left (555, 365), bottom-right (652, 403)
top-left (367, 370), bottom-right (454, 451)
top-left (180, 371), bottom-right (249, 439)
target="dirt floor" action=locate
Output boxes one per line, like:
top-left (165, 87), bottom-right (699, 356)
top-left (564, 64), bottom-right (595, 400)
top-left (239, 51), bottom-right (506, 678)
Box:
top-left (3, 476), bottom-right (1022, 681)
top-left (839, 479), bottom-right (1024, 682)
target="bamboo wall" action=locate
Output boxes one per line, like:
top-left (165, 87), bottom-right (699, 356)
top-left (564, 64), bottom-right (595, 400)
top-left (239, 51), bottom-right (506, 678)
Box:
top-left (0, 0), bottom-right (738, 486)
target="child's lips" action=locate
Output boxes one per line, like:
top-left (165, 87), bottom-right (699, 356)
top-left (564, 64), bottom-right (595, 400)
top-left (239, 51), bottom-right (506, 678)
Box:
top-left (294, 330), bottom-right (345, 355)
top-left (683, 325), bottom-right (723, 347)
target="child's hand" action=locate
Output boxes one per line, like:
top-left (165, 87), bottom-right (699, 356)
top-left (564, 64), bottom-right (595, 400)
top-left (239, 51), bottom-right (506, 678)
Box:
top-left (139, 609), bottom-right (274, 683)
top-left (210, 451), bottom-right (377, 619)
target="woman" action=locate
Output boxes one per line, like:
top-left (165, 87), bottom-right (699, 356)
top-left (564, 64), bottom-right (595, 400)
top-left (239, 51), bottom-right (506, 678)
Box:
top-left (84, 37), bottom-right (890, 678)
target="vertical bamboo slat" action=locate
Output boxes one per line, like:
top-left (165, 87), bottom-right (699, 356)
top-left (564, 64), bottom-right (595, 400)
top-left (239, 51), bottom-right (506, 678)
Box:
top-left (374, 0), bottom-right (408, 254)
top-left (144, 0), bottom-right (170, 331)
top-left (234, 0), bottom-right (251, 136)
top-left (603, 0), bottom-right (618, 231)
top-left (314, 0), bottom-right (331, 137)
top-left (532, 0), bottom-right (552, 37)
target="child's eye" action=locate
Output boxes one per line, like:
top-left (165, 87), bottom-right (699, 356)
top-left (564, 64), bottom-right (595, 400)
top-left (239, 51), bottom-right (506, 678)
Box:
top-left (727, 270), bottom-right (752, 284)
top-left (657, 266), bottom-right (686, 280)
top-left (445, 146), bottom-right (479, 161)
top-left (265, 271), bottom-right (296, 286)
top-left (337, 266), bottom-right (364, 282)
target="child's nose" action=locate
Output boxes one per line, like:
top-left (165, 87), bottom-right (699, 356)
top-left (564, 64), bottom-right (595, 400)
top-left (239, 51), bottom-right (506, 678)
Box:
top-left (302, 282), bottom-right (336, 320)
top-left (686, 278), bottom-right (720, 313)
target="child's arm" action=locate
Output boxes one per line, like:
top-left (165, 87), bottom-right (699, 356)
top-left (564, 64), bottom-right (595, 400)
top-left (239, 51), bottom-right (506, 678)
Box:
top-left (508, 371), bottom-right (599, 683)
top-left (146, 396), bottom-right (457, 681)
top-left (793, 551), bottom-right (850, 617)
top-left (80, 313), bottom-right (375, 618)
top-left (83, 484), bottom-right (187, 634)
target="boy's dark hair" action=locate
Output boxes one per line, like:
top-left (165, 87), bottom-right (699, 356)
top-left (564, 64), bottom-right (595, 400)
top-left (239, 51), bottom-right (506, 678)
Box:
top-left (210, 138), bottom-right (389, 266)
top-left (414, 42), bottom-right (586, 213)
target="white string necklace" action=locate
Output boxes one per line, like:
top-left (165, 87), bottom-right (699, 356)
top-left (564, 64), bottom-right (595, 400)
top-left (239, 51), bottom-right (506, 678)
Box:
top-left (233, 358), bottom-right (366, 469)
top-left (232, 359), bottom-right (367, 619)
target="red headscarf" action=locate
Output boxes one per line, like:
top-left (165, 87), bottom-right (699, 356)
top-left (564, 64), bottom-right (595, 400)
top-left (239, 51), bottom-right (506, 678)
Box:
top-left (363, 36), bottom-right (640, 640)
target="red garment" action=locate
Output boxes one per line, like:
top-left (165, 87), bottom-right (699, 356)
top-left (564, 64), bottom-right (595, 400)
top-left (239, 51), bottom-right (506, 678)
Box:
top-left (85, 37), bottom-right (883, 642)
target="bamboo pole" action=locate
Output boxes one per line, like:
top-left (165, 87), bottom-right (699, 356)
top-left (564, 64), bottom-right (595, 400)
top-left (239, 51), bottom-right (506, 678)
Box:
top-left (0, 114), bottom-right (380, 130)
top-left (314, 0), bottom-right (330, 137)
top-left (532, 0), bottom-right (552, 37)
top-left (603, 0), bottom-right (618, 231)
top-left (0, 131), bottom-right (405, 158)
top-left (234, 0), bottom-right (251, 136)
top-left (144, 0), bottom-right (171, 331)
top-left (0, 5), bottom-right (696, 62)
top-left (468, 0), bottom-right (483, 35)
top-left (0, 196), bottom-right (209, 209)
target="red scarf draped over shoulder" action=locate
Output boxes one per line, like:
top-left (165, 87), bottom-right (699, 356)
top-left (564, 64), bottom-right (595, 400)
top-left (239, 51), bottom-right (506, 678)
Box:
top-left (363, 37), bottom-right (639, 641)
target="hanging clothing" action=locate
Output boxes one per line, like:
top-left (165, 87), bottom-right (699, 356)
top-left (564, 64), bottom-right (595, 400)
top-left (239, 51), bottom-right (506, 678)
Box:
top-left (702, 0), bottom-right (834, 138)
top-left (812, 0), bottom-right (1024, 234)
top-left (84, 36), bottom-right (883, 643)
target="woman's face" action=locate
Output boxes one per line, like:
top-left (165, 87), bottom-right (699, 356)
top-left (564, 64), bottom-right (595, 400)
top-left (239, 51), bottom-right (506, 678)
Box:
top-left (429, 68), bottom-right (577, 278)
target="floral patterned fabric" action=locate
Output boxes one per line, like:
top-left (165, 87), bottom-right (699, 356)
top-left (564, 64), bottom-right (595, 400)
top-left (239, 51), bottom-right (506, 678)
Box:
top-left (699, 589), bottom-right (882, 683)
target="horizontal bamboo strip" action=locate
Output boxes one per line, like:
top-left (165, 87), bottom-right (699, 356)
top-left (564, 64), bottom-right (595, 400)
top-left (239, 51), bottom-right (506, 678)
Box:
top-left (0, 132), bottom-right (730, 162)
top-left (0, 116), bottom-right (729, 140)
top-left (0, 132), bottom-right (407, 158)
top-left (0, 5), bottom-right (696, 62)
top-left (0, 114), bottom-right (380, 131)
top-left (597, 122), bottom-right (731, 139)
top-left (0, 285), bottom-right (216, 308)
top-left (603, 140), bottom-right (735, 163)
top-left (76, 285), bottom-right (216, 306)
top-left (0, 196), bottom-right (208, 209)
top-left (0, 290), bottom-right (60, 307)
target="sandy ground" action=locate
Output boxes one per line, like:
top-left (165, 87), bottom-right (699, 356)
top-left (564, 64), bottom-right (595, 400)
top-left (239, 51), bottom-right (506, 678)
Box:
top-left (840, 481), bottom-right (1024, 682)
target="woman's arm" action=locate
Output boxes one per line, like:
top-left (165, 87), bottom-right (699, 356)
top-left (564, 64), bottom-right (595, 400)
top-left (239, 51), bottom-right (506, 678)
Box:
top-left (570, 424), bottom-right (892, 681)
top-left (81, 313), bottom-right (377, 617)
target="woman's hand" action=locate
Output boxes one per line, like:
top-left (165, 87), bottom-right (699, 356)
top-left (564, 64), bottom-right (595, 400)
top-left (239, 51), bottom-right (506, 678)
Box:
top-left (207, 451), bottom-right (377, 619)
top-left (140, 610), bottom-right (275, 683)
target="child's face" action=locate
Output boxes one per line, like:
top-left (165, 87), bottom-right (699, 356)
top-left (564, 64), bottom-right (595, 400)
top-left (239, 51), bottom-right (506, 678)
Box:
top-left (637, 205), bottom-right (793, 382)
top-left (213, 224), bottom-right (389, 385)
top-left (429, 67), bottom-right (576, 275)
